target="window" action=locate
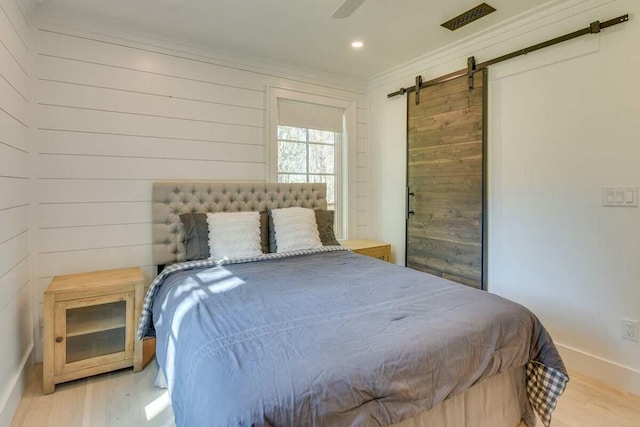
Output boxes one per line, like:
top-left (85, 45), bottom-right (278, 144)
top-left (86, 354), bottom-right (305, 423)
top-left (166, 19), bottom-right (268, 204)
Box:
top-left (276, 125), bottom-right (339, 212)
top-left (267, 86), bottom-right (357, 240)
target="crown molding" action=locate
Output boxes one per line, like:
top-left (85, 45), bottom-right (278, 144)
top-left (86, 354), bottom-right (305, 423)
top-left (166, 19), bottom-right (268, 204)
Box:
top-left (34, 3), bottom-right (367, 96)
top-left (368, 0), bottom-right (615, 89)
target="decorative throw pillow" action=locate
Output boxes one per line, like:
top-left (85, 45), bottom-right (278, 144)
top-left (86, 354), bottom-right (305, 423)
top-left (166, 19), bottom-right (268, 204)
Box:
top-left (314, 210), bottom-right (340, 246)
top-left (269, 209), bottom-right (340, 252)
top-left (257, 211), bottom-right (270, 253)
top-left (270, 207), bottom-right (322, 253)
top-left (268, 212), bottom-right (278, 253)
top-left (181, 212), bottom-right (269, 261)
top-left (207, 211), bottom-right (263, 260)
top-left (179, 213), bottom-right (210, 261)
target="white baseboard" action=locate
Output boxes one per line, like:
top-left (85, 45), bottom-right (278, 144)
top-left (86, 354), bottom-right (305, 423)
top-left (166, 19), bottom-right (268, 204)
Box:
top-left (0, 345), bottom-right (34, 427)
top-left (557, 343), bottom-right (640, 397)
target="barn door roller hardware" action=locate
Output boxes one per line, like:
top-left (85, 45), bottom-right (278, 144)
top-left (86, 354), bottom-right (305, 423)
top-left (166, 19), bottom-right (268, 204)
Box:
top-left (467, 56), bottom-right (477, 90)
top-left (388, 14), bottom-right (629, 100)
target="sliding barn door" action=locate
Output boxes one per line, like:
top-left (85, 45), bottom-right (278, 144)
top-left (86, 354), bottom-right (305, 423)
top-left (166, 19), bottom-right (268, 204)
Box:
top-left (406, 70), bottom-right (487, 289)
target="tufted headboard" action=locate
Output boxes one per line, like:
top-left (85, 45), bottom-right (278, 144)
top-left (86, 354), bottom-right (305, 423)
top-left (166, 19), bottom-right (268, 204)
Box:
top-left (152, 181), bottom-right (327, 266)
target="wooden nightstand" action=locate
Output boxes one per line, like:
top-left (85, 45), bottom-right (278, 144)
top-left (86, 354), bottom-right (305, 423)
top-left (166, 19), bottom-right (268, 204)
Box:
top-left (341, 239), bottom-right (391, 262)
top-left (43, 267), bottom-right (154, 394)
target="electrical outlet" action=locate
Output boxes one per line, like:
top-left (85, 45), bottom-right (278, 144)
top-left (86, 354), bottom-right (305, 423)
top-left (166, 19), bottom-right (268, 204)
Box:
top-left (622, 318), bottom-right (638, 342)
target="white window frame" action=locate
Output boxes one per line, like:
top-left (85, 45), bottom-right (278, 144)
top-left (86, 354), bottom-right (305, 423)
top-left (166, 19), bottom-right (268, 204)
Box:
top-left (266, 86), bottom-right (357, 240)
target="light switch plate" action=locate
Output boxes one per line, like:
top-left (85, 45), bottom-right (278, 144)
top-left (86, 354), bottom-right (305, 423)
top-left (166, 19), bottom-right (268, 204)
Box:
top-left (603, 186), bottom-right (638, 207)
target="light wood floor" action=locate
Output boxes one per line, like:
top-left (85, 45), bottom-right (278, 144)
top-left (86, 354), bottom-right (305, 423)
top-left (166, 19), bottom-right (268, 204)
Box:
top-left (10, 363), bottom-right (640, 427)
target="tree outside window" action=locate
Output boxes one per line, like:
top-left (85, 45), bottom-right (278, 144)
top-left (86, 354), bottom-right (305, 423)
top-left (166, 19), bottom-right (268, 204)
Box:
top-left (277, 125), bottom-right (338, 212)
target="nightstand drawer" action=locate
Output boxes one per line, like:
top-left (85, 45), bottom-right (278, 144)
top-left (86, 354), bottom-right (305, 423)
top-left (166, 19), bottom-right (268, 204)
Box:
top-left (355, 245), bottom-right (390, 261)
top-left (341, 240), bottom-right (392, 262)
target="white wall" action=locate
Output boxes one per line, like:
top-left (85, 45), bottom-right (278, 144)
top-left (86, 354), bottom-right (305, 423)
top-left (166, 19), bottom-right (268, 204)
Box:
top-left (369, 0), bottom-right (640, 394)
top-left (31, 6), bottom-right (370, 360)
top-left (0, 0), bottom-right (34, 424)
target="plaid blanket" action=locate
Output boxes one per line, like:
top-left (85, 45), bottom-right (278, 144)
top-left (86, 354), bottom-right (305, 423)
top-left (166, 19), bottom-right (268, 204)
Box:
top-left (526, 361), bottom-right (569, 426)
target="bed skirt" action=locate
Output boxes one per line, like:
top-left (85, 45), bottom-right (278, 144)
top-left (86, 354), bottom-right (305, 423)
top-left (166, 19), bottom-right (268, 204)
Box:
top-left (391, 365), bottom-right (535, 427)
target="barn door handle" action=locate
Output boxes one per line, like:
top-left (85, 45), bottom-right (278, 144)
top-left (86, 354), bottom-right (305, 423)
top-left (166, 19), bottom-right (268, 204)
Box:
top-left (407, 189), bottom-right (415, 219)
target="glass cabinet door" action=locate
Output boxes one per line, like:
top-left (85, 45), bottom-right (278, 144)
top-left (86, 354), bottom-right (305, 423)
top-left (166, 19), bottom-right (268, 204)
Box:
top-left (65, 301), bottom-right (126, 363)
top-left (54, 292), bottom-right (134, 375)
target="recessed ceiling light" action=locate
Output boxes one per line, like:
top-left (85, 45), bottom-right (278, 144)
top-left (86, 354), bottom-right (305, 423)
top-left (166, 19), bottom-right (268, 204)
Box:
top-left (351, 41), bottom-right (364, 48)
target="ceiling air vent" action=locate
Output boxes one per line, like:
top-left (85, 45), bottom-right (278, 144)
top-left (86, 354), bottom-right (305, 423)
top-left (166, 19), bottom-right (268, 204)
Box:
top-left (441, 3), bottom-right (496, 31)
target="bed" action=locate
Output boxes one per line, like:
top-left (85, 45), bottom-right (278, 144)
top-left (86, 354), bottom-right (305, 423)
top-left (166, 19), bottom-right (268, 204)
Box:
top-left (138, 181), bottom-right (568, 427)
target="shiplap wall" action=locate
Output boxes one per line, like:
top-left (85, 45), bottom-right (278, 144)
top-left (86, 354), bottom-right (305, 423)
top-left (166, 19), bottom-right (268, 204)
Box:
top-left (32, 14), bottom-right (369, 359)
top-left (0, 0), bottom-right (33, 424)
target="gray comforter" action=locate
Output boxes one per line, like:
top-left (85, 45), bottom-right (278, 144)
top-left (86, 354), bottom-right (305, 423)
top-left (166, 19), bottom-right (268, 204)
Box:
top-left (147, 250), bottom-right (566, 427)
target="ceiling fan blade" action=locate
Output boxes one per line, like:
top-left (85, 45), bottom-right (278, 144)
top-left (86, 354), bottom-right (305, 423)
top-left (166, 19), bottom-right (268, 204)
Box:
top-left (331, 0), bottom-right (366, 19)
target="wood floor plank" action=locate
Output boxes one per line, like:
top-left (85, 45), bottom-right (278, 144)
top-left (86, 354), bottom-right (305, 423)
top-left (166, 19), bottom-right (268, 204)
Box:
top-left (9, 364), bottom-right (640, 427)
top-left (46, 375), bottom-right (87, 427)
top-left (555, 372), bottom-right (640, 426)
top-left (81, 375), bottom-right (106, 427)
top-left (13, 365), bottom-right (54, 427)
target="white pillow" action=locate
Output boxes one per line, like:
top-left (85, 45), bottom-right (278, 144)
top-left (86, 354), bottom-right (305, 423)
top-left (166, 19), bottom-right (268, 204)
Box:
top-left (271, 207), bottom-right (322, 253)
top-left (207, 211), bottom-right (262, 260)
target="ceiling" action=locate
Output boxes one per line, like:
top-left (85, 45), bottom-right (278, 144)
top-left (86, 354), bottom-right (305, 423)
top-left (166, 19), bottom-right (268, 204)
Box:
top-left (42, 0), bottom-right (564, 80)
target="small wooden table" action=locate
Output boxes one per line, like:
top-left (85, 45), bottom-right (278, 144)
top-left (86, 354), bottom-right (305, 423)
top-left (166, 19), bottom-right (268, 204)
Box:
top-left (43, 267), bottom-right (154, 394)
top-left (341, 239), bottom-right (392, 262)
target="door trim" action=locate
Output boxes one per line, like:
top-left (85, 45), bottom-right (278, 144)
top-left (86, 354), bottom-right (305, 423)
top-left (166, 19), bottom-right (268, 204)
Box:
top-left (481, 68), bottom-right (488, 291)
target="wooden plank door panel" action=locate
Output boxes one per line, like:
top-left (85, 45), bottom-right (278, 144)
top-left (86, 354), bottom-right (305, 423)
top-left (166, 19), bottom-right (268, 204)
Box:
top-left (406, 71), bottom-right (486, 289)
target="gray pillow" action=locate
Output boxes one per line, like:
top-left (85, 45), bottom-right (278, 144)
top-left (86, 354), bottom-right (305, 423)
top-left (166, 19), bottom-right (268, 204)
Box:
top-left (268, 211), bottom-right (277, 254)
top-left (268, 209), bottom-right (340, 252)
top-left (314, 209), bottom-right (340, 246)
top-left (179, 213), bottom-right (210, 261)
top-left (180, 212), bottom-right (270, 261)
